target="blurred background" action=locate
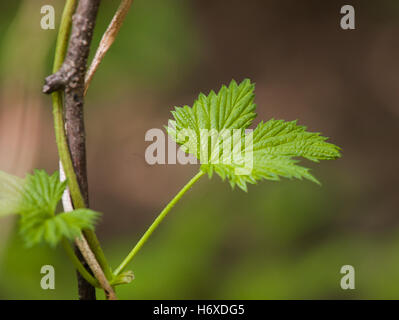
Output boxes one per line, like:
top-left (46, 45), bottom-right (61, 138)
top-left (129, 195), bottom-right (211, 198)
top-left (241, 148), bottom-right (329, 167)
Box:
top-left (0, 0), bottom-right (398, 299)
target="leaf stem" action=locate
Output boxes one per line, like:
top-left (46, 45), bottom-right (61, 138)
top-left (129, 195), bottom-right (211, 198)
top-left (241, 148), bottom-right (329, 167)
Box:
top-left (51, 0), bottom-right (112, 281)
top-left (113, 170), bottom-right (205, 276)
top-left (61, 238), bottom-right (100, 288)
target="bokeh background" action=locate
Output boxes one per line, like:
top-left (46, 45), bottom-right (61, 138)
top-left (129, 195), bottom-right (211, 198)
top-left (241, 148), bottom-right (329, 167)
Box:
top-left (0, 0), bottom-right (398, 299)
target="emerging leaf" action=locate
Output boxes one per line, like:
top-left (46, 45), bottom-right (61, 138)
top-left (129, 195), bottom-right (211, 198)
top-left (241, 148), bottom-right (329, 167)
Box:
top-left (166, 79), bottom-right (341, 191)
top-left (19, 208), bottom-right (101, 247)
top-left (0, 169), bottom-right (101, 247)
top-left (19, 170), bottom-right (66, 216)
top-left (111, 270), bottom-right (135, 286)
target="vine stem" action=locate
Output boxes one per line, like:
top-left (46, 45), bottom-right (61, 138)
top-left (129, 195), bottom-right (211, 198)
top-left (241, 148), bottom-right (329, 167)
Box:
top-left (75, 235), bottom-right (117, 300)
top-left (113, 170), bottom-right (205, 276)
top-left (49, 0), bottom-right (113, 296)
top-left (61, 238), bottom-right (99, 288)
top-left (60, 162), bottom-right (117, 300)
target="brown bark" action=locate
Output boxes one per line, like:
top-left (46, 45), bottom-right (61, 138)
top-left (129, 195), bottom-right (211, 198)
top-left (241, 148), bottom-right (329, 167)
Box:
top-left (43, 0), bottom-right (101, 300)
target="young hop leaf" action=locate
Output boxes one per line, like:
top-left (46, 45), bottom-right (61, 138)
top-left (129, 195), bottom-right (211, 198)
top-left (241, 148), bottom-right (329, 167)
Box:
top-left (115, 79), bottom-right (342, 278)
top-left (166, 79), bottom-right (341, 191)
top-left (19, 170), bottom-right (66, 216)
top-left (19, 208), bottom-right (100, 248)
top-left (112, 79), bottom-right (343, 278)
top-left (0, 169), bottom-right (101, 247)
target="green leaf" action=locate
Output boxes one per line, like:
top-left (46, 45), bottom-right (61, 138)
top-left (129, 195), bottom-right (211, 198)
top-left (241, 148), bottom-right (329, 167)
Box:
top-left (0, 171), bottom-right (25, 216)
top-left (0, 169), bottom-right (101, 247)
top-left (20, 170), bottom-right (66, 216)
top-left (166, 79), bottom-right (341, 191)
top-left (19, 209), bottom-right (101, 248)
top-left (251, 120), bottom-right (341, 162)
top-left (166, 79), bottom-right (256, 159)
top-left (17, 170), bottom-right (101, 247)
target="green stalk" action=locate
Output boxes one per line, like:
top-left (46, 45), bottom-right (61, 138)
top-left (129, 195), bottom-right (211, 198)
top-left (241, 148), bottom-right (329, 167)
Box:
top-left (114, 170), bottom-right (205, 276)
top-left (52, 0), bottom-right (76, 72)
top-left (61, 238), bottom-right (100, 288)
top-left (51, 0), bottom-right (112, 281)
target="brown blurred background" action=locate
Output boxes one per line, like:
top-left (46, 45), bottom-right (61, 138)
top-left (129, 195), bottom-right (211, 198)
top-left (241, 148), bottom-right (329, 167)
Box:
top-left (0, 0), bottom-right (398, 299)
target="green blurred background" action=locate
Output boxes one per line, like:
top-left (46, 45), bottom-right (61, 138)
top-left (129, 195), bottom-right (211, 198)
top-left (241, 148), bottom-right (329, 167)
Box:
top-left (0, 0), bottom-right (399, 299)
